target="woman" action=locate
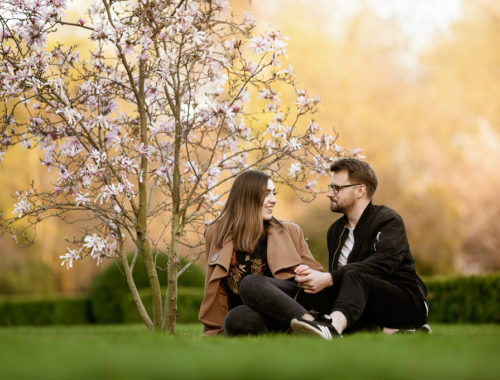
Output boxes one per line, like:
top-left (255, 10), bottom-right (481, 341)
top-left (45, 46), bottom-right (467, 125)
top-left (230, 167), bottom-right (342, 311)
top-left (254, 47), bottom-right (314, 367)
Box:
top-left (198, 170), bottom-right (323, 336)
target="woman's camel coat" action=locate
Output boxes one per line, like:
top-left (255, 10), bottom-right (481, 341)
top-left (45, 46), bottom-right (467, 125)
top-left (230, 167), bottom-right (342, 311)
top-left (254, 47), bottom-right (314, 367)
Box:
top-left (199, 218), bottom-right (323, 336)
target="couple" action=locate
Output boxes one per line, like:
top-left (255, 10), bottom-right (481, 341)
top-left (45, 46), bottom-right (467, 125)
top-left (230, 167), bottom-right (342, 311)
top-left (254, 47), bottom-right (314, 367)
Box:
top-left (198, 158), bottom-right (429, 339)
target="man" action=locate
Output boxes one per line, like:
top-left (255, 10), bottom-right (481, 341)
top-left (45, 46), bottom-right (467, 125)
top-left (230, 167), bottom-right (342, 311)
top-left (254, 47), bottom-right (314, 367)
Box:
top-left (291, 158), bottom-right (430, 338)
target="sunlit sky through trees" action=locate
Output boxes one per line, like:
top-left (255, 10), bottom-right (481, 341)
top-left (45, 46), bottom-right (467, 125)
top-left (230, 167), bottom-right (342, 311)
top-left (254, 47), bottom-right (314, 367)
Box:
top-left (253, 0), bottom-right (463, 54)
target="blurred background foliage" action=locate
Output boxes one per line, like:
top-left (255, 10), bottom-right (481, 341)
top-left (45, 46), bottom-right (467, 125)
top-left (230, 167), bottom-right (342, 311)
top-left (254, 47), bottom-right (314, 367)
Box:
top-left (1, 0), bottom-right (500, 297)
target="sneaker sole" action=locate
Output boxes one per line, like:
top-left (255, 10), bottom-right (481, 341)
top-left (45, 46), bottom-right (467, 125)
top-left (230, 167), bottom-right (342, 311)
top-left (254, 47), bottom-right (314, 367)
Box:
top-left (419, 324), bottom-right (432, 334)
top-left (290, 319), bottom-right (332, 340)
top-left (394, 324), bottom-right (433, 335)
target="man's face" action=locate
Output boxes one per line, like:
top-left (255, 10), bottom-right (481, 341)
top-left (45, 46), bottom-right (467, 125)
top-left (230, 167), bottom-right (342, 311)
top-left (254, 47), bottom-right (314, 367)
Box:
top-left (326, 170), bottom-right (359, 214)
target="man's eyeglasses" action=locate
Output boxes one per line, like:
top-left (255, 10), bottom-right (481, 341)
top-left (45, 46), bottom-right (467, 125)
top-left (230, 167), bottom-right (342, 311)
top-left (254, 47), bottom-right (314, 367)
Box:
top-left (328, 183), bottom-right (362, 195)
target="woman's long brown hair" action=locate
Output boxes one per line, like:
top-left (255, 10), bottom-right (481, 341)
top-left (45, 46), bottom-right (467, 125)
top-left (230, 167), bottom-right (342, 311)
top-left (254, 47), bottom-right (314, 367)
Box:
top-left (214, 170), bottom-right (270, 252)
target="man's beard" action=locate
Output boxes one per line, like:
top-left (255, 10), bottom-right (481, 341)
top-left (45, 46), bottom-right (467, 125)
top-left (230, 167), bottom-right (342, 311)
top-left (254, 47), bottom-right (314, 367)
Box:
top-left (330, 199), bottom-right (353, 214)
top-left (330, 201), bottom-right (344, 213)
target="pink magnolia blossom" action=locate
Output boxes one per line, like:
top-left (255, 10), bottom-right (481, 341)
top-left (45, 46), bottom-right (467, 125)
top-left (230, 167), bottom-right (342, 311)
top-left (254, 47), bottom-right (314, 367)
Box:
top-left (246, 61), bottom-right (258, 74)
top-left (352, 147), bottom-right (366, 158)
top-left (242, 11), bottom-right (257, 29)
top-left (305, 180), bottom-right (318, 193)
top-left (258, 88), bottom-right (281, 112)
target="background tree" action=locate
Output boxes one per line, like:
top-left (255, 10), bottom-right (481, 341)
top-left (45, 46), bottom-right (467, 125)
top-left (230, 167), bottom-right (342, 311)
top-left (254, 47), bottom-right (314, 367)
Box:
top-left (250, 0), bottom-right (500, 275)
top-left (0, 0), bottom-right (356, 333)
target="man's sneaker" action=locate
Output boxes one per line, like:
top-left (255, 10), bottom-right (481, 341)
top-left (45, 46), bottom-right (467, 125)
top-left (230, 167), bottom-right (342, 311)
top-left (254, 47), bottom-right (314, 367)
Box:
top-left (308, 310), bottom-right (333, 324)
top-left (291, 316), bottom-right (342, 340)
top-left (394, 324), bottom-right (433, 334)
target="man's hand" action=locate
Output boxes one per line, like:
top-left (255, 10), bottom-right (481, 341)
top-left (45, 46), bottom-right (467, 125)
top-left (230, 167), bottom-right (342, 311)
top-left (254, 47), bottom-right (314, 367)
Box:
top-left (294, 265), bottom-right (333, 294)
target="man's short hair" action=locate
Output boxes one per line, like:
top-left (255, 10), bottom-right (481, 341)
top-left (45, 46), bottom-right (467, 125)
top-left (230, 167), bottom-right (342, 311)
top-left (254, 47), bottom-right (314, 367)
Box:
top-left (330, 158), bottom-right (378, 198)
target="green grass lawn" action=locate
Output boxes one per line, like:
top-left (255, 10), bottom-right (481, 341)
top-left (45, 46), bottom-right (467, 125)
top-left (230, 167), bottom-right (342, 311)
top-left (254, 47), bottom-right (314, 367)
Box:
top-left (0, 323), bottom-right (499, 380)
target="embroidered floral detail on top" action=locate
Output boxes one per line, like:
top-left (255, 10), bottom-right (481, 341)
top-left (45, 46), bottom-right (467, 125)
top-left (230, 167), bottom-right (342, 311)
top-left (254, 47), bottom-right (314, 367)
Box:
top-left (225, 238), bottom-right (271, 295)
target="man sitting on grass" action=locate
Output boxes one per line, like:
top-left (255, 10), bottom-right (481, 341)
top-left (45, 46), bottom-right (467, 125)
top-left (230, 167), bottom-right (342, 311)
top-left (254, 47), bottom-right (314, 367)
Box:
top-left (291, 158), bottom-right (430, 338)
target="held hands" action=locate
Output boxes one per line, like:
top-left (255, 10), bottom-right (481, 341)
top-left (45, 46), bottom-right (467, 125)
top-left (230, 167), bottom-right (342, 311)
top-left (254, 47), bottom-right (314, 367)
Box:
top-left (294, 264), bottom-right (333, 294)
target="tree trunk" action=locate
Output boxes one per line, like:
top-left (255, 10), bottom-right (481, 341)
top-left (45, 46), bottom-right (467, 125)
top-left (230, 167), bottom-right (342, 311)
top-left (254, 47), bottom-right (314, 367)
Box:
top-left (136, 58), bottom-right (163, 331)
top-left (163, 204), bottom-right (180, 332)
top-left (120, 249), bottom-right (154, 331)
top-left (138, 234), bottom-right (163, 330)
top-left (163, 231), bottom-right (179, 333)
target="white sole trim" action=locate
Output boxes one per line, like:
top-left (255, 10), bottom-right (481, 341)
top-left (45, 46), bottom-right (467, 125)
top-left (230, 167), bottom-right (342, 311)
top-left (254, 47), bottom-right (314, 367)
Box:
top-left (290, 319), bottom-right (332, 340)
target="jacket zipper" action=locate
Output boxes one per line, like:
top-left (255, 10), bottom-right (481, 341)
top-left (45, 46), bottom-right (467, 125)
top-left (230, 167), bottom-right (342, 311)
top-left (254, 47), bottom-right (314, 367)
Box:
top-left (330, 226), bottom-right (347, 272)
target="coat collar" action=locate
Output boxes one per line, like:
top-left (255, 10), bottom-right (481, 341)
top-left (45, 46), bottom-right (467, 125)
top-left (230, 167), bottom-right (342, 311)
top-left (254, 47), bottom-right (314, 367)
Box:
top-left (342, 201), bottom-right (374, 230)
top-left (357, 201), bottom-right (375, 227)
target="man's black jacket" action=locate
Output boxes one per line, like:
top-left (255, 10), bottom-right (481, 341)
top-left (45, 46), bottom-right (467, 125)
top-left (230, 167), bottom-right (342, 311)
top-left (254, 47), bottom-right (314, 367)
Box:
top-left (327, 202), bottom-right (427, 303)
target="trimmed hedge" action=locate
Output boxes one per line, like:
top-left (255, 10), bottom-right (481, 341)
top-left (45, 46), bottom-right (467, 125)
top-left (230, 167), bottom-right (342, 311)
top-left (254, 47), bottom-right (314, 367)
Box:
top-left (0, 296), bottom-right (91, 326)
top-left (0, 288), bottom-right (203, 326)
top-left (121, 287), bottom-right (204, 324)
top-left (1, 274), bottom-right (498, 326)
top-left (426, 273), bottom-right (500, 323)
top-left (89, 254), bottom-right (204, 323)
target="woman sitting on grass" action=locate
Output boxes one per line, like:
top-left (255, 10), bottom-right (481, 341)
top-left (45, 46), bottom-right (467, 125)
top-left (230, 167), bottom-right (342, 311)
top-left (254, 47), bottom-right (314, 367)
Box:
top-left (198, 170), bottom-right (323, 336)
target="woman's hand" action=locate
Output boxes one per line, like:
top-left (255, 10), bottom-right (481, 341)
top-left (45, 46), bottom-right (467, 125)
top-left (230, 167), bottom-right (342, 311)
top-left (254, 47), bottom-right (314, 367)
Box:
top-left (294, 266), bottom-right (333, 294)
top-left (294, 264), bottom-right (312, 276)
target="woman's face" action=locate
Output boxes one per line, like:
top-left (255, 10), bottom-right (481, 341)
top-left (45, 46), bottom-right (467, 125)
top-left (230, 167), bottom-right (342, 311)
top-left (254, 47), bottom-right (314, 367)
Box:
top-left (262, 179), bottom-right (277, 221)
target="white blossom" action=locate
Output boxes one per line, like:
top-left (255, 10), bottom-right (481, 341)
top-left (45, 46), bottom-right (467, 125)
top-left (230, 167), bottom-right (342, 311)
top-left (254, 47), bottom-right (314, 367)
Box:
top-left (205, 167), bottom-right (221, 188)
top-left (352, 147), bottom-right (366, 158)
top-left (224, 38), bottom-right (236, 53)
top-left (95, 183), bottom-right (124, 204)
top-left (74, 192), bottom-right (90, 206)
top-left (320, 134), bottom-right (333, 151)
top-left (242, 11), bottom-right (257, 29)
top-left (60, 248), bottom-right (81, 269)
top-left (61, 138), bottom-right (82, 157)
top-left (12, 192), bottom-right (31, 218)
top-left (288, 162), bottom-right (302, 177)
top-left (89, 149), bottom-right (107, 165)
top-left (285, 137), bottom-right (302, 152)
top-left (156, 166), bottom-right (170, 181)
top-left (121, 176), bottom-right (136, 197)
top-left (250, 30), bottom-right (288, 56)
top-left (305, 180), bottom-right (318, 193)
top-left (81, 175), bottom-right (92, 188)
top-left (56, 168), bottom-right (74, 185)
top-left (203, 191), bottom-right (223, 206)
top-left (83, 233), bottom-right (113, 264)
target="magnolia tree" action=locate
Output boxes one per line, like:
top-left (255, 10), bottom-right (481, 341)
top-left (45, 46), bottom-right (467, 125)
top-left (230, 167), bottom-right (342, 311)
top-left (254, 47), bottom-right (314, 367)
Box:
top-left (0, 0), bottom-right (359, 332)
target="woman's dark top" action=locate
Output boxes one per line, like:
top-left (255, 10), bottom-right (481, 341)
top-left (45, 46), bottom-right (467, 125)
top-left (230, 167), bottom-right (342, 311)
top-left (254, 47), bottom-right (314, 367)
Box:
top-left (225, 237), bottom-right (271, 309)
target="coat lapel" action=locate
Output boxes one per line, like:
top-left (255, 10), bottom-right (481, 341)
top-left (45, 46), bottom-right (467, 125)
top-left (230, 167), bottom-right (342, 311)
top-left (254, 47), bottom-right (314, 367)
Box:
top-left (267, 221), bottom-right (302, 275)
top-left (207, 237), bottom-right (234, 282)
